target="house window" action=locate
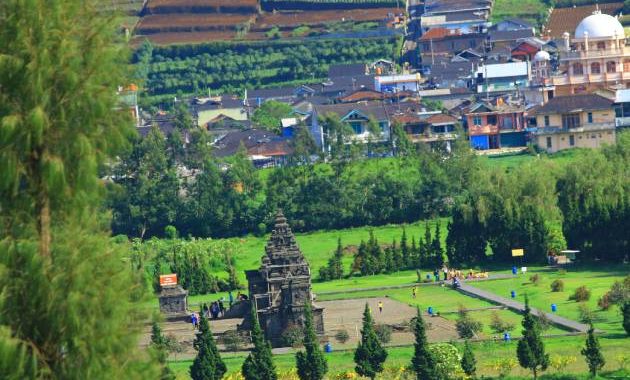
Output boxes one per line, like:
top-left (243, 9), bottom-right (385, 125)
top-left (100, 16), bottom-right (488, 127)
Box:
top-left (349, 122), bottom-right (363, 134)
top-left (487, 115), bottom-right (497, 125)
top-left (591, 62), bottom-right (601, 74)
top-left (562, 113), bottom-right (580, 129)
top-left (569, 135), bottom-right (575, 146)
top-left (624, 59), bottom-right (630, 72)
top-left (544, 115), bottom-right (550, 127)
top-left (469, 40), bottom-right (476, 49)
top-left (597, 41), bottom-right (606, 50)
top-left (473, 116), bottom-right (482, 125)
top-left (606, 61), bottom-right (616, 73)
top-left (423, 43), bottom-right (430, 51)
top-left (546, 137), bottom-right (552, 148)
top-left (573, 63), bottom-right (584, 75)
top-left (502, 117), bottom-right (513, 129)
top-left (587, 112), bottom-right (593, 123)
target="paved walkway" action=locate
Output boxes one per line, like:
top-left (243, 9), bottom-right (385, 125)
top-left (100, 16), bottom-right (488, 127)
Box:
top-left (456, 282), bottom-right (592, 333)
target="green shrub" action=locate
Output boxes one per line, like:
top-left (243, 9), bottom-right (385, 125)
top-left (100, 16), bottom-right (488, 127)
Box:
top-left (456, 309), bottom-right (483, 339)
top-left (550, 279), bottom-right (565, 292)
top-left (490, 311), bottom-right (515, 334)
top-left (430, 343), bottom-right (465, 379)
top-left (530, 274), bottom-right (541, 285)
top-left (221, 330), bottom-right (244, 352)
top-left (280, 325), bottom-right (304, 348)
top-left (598, 293), bottom-right (612, 310)
top-left (570, 285), bottom-right (591, 302)
top-left (578, 303), bottom-right (595, 324)
top-left (374, 324), bottom-right (392, 344)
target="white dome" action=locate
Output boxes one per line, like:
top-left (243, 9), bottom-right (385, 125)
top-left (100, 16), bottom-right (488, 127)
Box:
top-left (533, 50), bottom-right (550, 62)
top-left (575, 12), bottom-right (624, 38)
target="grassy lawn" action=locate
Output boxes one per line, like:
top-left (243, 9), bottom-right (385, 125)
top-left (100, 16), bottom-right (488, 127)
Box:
top-left (480, 149), bottom-right (589, 170)
top-left (471, 265), bottom-right (629, 335)
top-left (168, 335), bottom-right (630, 379)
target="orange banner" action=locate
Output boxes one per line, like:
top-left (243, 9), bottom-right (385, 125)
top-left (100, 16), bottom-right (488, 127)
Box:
top-left (159, 274), bottom-right (178, 286)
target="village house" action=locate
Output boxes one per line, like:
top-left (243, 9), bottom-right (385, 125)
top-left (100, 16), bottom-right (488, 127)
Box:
top-left (475, 61), bottom-right (530, 94)
top-left (421, 0), bottom-right (492, 33)
top-left (310, 101), bottom-right (390, 149)
top-left (390, 108), bottom-right (459, 148)
top-left (374, 74), bottom-right (423, 93)
top-left (212, 128), bottom-right (294, 168)
top-left (418, 28), bottom-right (486, 59)
top-left (465, 97), bottom-right (527, 150)
top-left (191, 95), bottom-right (247, 128)
top-left (529, 94), bottom-right (616, 153)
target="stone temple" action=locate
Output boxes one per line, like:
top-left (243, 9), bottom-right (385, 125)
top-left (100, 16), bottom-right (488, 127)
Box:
top-left (245, 210), bottom-right (324, 346)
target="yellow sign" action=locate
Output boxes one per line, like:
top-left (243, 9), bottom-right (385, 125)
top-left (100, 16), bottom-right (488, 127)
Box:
top-left (512, 249), bottom-right (524, 257)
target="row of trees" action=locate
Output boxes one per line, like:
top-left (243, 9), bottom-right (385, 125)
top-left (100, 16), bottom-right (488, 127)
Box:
top-left (447, 133), bottom-right (630, 265)
top-left (109, 123), bottom-right (475, 239)
top-left (180, 296), bottom-right (615, 380)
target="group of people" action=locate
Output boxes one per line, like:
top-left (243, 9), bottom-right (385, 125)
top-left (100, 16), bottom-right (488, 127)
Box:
top-left (189, 291), bottom-right (250, 329)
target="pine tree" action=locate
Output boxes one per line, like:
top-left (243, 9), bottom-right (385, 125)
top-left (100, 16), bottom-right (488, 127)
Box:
top-left (461, 340), bottom-right (477, 377)
top-left (190, 315), bottom-right (226, 380)
top-left (331, 238), bottom-right (344, 279)
top-left (410, 236), bottom-right (418, 269)
top-left (151, 322), bottom-right (176, 380)
top-left (516, 297), bottom-right (549, 379)
top-left (354, 303), bottom-right (388, 380)
top-left (392, 239), bottom-right (404, 271)
top-left (243, 307), bottom-right (277, 380)
top-left (424, 223), bottom-right (433, 267)
top-left (432, 221), bottom-right (444, 268)
top-left (296, 303), bottom-right (328, 380)
top-left (411, 307), bottom-right (438, 380)
top-left (581, 325), bottom-right (604, 377)
top-left (622, 301), bottom-right (630, 336)
top-left (0, 0), bottom-right (158, 377)
top-left (400, 228), bottom-right (410, 270)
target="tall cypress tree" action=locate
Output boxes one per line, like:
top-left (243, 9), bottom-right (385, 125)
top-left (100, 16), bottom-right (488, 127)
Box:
top-left (354, 303), bottom-right (388, 380)
top-left (461, 340), bottom-right (477, 378)
top-left (331, 238), bottom-right (344, 279)
top-left (296, 303), bottom-right (327, 380)
top-left (400, 228), bottom-right (410, 270)
top-left (424, 223), bottom-right (433, 267)
top-left (151, 322), bottom-right (176, 380)
top-left (432, 221), bottom-right (444, 268)
top-left (622, 301), bottom-right (630, 336)
top-left (391, 239), bottom-right (403, 271)
top-left (411, 307), bottom-right (438, 380)
top-left (0, 0), bottom-right (158, 377)
top-left (410, 236), bottom-right (418, 269)
top-left (516, 297), bottom-right (549, 380)
top-left (243, 307), bottom-right (277, 380)
top-left (581, 325), bottom-right (604, 377)
top-left (190, 315), bottom-right (226, 380)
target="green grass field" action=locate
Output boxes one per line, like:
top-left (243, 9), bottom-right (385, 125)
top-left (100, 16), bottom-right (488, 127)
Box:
top-left (168, 335), bottom-right (630, 379)
top-left (472, 266), bottom-right (629, 335)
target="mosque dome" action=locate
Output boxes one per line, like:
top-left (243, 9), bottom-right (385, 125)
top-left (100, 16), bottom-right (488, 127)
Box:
top-left (575, 11), bottom-right (624, 38)
top-left (533, 50), bottom-right (550, 62)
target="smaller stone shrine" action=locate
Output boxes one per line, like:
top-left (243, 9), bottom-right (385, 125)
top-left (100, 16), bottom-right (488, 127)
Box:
top-left (158, 274), bottom-right (188, 316)
top-left (244, 210), bottom-right (324, 346)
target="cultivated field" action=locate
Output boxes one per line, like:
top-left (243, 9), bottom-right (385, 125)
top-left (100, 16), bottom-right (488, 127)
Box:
top-left (255, 8), bottom-right (399, 28)
top-left (136, 14), bottom-right (254, 34)
top-left (143, 0), bottom-right (259, 14)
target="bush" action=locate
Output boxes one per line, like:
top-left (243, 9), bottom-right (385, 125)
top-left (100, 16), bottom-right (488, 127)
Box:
top-left (578, 303), bottom-right (595, 324)
top-left (334, 329), bottom-right (350, 344)
top-left (570, 285), bottom-right (591, 302)
top-left (489, 311), bottom-right (515, 334)
top-left (430, 343), bottom-right (465, 379)
top-left (550, 279), bottom-right (565, 292)
top-left (374, 324), bottom-right (392, 344)
top-left (598, 293), bottom-right (612, 311)
top-left (530, 274), bottom-right (541, 285)
top-left (280, 325), bottom-right (304, 348)
top-left (537, 312), bottom-right (552, 331)
top-left (221, 330), bottom-right (244, 352)
top-left (456, 312), bottom-right (483, 339)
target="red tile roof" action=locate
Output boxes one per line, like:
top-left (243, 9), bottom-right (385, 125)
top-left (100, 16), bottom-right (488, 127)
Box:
top-left (420, 27), bottom-right (462, 41)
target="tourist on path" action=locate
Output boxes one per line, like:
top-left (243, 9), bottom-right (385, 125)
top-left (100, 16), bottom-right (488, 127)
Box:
top-left (228, 291), bottom-right (234, 308)
top-left (191, 313), bottom-right (197, 329)
top-left (412, 286), bottom-right (417, 299)
top-left (378, 300), bottom-right (383, 313)
top-left (443, 266), bottom-right (449, 280)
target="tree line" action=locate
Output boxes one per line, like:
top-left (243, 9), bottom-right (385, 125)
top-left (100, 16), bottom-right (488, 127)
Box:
top-left (160, 294), bottom-right (627, 380)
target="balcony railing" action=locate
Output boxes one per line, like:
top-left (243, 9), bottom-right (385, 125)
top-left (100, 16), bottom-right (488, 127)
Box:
top-left (560, 47), bottom-right (630, 60)
top-left (534, 122), bottom-right (616, 135)
top-left (615, 117), bottom-right (630, 127)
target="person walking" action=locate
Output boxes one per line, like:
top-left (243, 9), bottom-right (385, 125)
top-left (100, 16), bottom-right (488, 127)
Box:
top-left (191, 312), bottom-right (197, 329)
top-left (378, 300), bottom-right (383, 313)
top-left (412, 286), bottom-right (417, 299)
top-left (228, 291), bottom-right (234, 308)
top-left (443, 266), bottom-right (449, 281)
